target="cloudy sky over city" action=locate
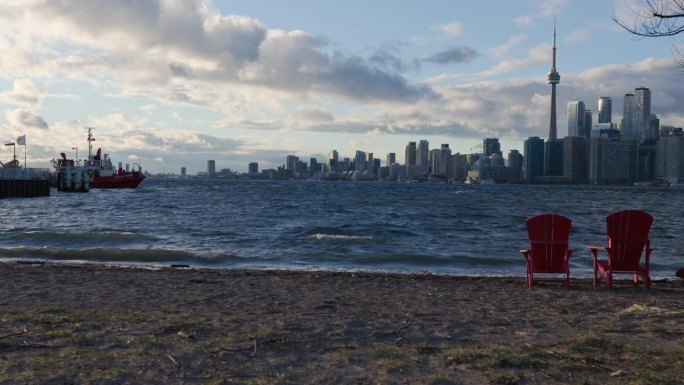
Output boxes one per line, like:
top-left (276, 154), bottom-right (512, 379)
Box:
top-left (1, 0), bottom-right (683, 173)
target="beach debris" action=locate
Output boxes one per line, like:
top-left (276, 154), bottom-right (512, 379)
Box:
top-left (610, 369), bottom-right (628, 377)
top-left (165, 353), bottom-right (180, 368)
top-left (170, 264), bottom-right (190, 268)
top-left (619, 304), bottom-right (665, 315)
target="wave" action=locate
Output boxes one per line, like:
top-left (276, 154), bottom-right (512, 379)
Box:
top-left (0, 247), bottom-right (247, 266)
top-left (311, 234), bottom-right (375, 241)
top-left (1, 230), bottom-right (157, 247)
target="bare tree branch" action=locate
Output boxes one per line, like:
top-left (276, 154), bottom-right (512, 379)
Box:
top-left (614, 0), bottom-right (684, 37)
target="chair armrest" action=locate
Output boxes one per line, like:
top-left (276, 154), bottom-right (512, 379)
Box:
top-left (520, 249), bottom-right (530, 261)
top-left (586, 246), bottom-right (605, 262)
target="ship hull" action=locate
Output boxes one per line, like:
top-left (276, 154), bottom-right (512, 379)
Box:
top-left (90, 172), bottom-right (145, 189)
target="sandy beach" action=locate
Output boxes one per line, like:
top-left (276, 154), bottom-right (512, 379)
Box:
top-left (1, 262), bottom-right (683, 384)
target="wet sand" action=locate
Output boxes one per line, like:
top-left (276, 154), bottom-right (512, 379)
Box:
top-left (1, 262), bottom-right (683, 384)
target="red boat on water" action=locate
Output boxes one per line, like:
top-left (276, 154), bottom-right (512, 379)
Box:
top-left (83, 128), bottom-right (145, 189)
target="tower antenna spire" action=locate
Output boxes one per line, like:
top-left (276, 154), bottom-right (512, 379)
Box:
top-left (546, 17), bottom-right (560, 140)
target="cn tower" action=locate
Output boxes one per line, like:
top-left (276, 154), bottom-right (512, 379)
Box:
top-left (546, 20), bottom-right (560, 140)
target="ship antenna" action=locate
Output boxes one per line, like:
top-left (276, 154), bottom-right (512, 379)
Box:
top-left (86, 127), bottom-right (95, 160)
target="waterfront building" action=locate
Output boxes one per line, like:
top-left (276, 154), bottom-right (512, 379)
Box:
top-left (386, 152), bottom-right (396, 166)
top-left (584, 110), bottom-right (593, 140)
top-left (656, 133), bottom-right (684, 184)
top-left (367, 153), bottom-right (374, 172)
top-left (328, 150), bottom-right (338, 171)
top-left (563, 136), bottom-right (587, 184)
top-left (405, 141), bottom-right (417, 166)
top-left (544, 139), bottom-right (564, 176)
top-left (439, 144), bottom-right (451, 176)
top-left (354, 151), bottom-right (366, 171)
top-left (207, 160), bottom-right (216, 177)
top-left (429, 148), bottom-right (441, 176)
top-left (483, 138), bottom-right (501, 157)
top-left (567, 101), bottom-right (586, 138)
top-left (622, 92), bottom-right (635, 139)
top-left (180, 167), bottom-right (186, 177)
top-left (417, 140), bottom-right (430, 175)
top-left (248, 162), bottom-right (258, 174)
top-left (508, 149), bottom-right (523, 180)
top-left (286, 155), bottom-right (299, 172)
top-left (589, 138), bottom-right (638, 184)
top-left (523, 136), bottom-right (545, 183)
top-left (447, 153), bottom-right (468, 181)
top-left (622, 87), bottom-right (652, 141)
top-left (634, 86), bottom-right (652, 140)
top-left (598, 96), bottom-right (612, 124)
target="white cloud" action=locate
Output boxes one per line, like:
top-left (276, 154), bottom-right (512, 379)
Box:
top-left (566, 29), bottom-right (591, 44)
top-left (0, 79), bottom-right (43, 106)
top-left (514, 15), bottom-right (534, 27)
top-left (488, 34), bottom-right (527, 59)
top-left (434, 22), bottom-right (463, 38)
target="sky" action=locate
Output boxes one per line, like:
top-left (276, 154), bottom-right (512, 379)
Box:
top-left (1, 0), bottom-right (683, 174)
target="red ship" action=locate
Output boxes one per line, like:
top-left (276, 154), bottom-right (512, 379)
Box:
top-left (84, 128), bottom-right (145, 189)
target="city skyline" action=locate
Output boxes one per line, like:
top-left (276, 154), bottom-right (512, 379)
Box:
top-left (1, 1), bottom-right (684, 174)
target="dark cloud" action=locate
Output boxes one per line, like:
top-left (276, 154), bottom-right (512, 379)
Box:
top-left (5, 109), bottom-right (49, 130)
top-left (424, 47), bottom-right (478, 65)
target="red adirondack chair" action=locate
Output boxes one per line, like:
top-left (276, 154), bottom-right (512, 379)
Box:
top-left (520, 214), bottom-right (573, 287)
top-left (587, 210), bottom-right (654, 288)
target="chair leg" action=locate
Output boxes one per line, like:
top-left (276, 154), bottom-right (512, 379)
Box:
top-left (633, 274), bottom-right (638, 285)
top-left (593, 265), bottom-right (598, 287)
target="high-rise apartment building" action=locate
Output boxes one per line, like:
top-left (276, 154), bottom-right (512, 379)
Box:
top-left (483, 138), bottom-right (501, 157)
top-left (405, 141), bottom-right (417, 165)
top-left (544, 139), bottom-right (564, 176)
top-left (563, 136), bottom-right (587, 183)
top-left (439, 144), bottom-right (451, 176)
top-left (567, 101), bottom-right (586, 138)
top-left (386, 152), bottom-right (396, 166)
top-left (417, 140), bottom-right (430, 175)
top-left (354, 151), bottom-right (366, 171)
top-left (207, 160), bottom-right (216, 177)
top-left (286, 155), bottom-right (299, 171)
top-left (508, 149), bottom-right (523, 179)
top-left (656, 133), bottom-right (684, 184)
top-left (622, 87), bottom-right (652, 141)
top-left (328, 150), bottom-right (338, 169)
top-left (589, 138), bottom-right (638, 184)
top-left (622, 92), bottom-right (635, 138)
top-left (598, 96), bottom-right (612, 124)
top-left (523, 136), bottom-right (545, 183)
top-left (248, 162), bottom-right (258, 174)
top-left (180, 167), bottom-right (186, 177)
top-left (634, 86), bottom-right (652, 140)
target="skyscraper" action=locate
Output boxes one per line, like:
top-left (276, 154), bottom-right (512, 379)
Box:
top-left (386, 152), bottom-right (396, 166)
top-left (405, 141), bottom-right (417, 165)
top-left (483, 138), bottom-right (501, 157)
top-left (207, 160), bottom-right (216, 177)
top-left (567, 101), bottom-right (586, 137)
top-left (622, 92), bottom-right (635, 138)
top-left (417, 140), bottom-right (430, 174)
top-left (546, 21), bottom-right (561, 140)
top-left (598, 96), bottom-right (612, 124)
top-left (634, 86), bottom-right (652, 140)
top-left (524, 136), bottom-right (545, 183)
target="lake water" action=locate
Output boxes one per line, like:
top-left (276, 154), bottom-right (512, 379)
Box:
top-left (1, 179), bottom-right (682, 278)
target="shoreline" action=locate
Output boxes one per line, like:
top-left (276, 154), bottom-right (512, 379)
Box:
top-left (2, 261), bottom-right (683, 384)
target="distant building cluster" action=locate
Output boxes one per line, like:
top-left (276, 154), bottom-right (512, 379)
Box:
top-left (188, 25), bottom-right (684, 186)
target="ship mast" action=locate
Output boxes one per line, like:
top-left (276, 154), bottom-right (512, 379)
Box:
top-left (86, 127), bottom-right (96, 160)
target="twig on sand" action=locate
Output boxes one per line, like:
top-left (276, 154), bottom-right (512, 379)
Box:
top-left (166, 353), bottom-right (180, 368)
top-left (371, 320), bottom-right (413, 344)
top-left (0, 329), bottom-right (29, 340)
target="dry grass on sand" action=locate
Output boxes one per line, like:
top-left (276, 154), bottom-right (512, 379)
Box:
top-left (1, 262), bottom-right (683, 384)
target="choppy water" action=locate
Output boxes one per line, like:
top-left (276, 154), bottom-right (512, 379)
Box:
top-left (1, 179), bottom-right (682, 278)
